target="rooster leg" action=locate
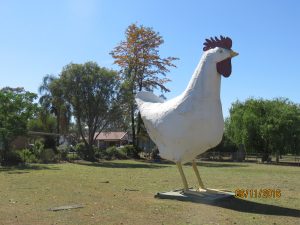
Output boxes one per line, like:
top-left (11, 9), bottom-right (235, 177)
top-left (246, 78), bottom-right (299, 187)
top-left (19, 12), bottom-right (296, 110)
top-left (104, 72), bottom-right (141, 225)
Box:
top-left (176, 162), bottom-right (189, 191)
top-left (192, 160), bottom-right (205, 190)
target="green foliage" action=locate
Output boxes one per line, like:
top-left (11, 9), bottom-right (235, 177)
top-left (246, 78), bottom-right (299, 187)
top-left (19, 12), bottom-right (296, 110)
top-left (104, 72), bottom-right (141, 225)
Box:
top-left (0, 87), bottom-right (37, 162)
top-left (29, 140), bottom-right (56, 163)
top-left (39, 75), bottom-right (71, 135)
top-left (59, 62), bottom-right (121, 161)
top-left (57, 144), bottom-right (70, 160)
top-left (210, 134), bottom-right (238, 153)
top-left (27, 109), bottom-right (58, 149)
top-left (3, 151), bottom-right (23, 165)
top-left (39, 148), bottom-right (56, 163)
top-left (110, 23), bottom-right (179, 148)
top-left (67, 152), bottom-right (80, 160)
top-left (17, 149), bottom-right (38, 163)
top-left (31, 140), bottom-right (44, 158)
top-left (27, 109), bottom-right (57, 133)
top-left (75, 142), bottom-right (86, 159)
top-left (226, 98), bottom-right (300, 161)
top-left (74, 144), bottom-right (137, 160)
top-left (104, 146), bottom-right (127, 160)
top-left (119, 144), bottom-right (136, 158)
top-left (94, 147), bottom-right (106, 159)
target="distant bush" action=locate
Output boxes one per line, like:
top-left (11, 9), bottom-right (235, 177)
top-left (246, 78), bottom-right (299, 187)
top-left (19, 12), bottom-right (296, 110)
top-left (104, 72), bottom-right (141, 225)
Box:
top-left (74, 143), bottom-right (139, 160)
top-left (105, 146), bottom-right (127, 160)
top-left (118, 145), bottom-right (136, 158)
top-left (94, 147), bottom-right (106, 159)
top-left (31, 140), bottom-right (44, 158)
top-left (75, 142), bottom-right (86, 159)
top-left (67, 152), bottom-right (80, 160)
top-left (39, 148), bottom-right (56, 163)
top-left (17, 149), bottom-right (38, 163)
top-left (57, 144), bottom-right (70, 161)
top-left (4, 151), bottom-right (22, 165)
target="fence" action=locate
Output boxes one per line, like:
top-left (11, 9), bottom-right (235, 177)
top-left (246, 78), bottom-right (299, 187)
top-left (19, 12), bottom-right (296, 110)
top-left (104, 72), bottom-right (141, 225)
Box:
top-left (198, 151), bottom-right (300, 166)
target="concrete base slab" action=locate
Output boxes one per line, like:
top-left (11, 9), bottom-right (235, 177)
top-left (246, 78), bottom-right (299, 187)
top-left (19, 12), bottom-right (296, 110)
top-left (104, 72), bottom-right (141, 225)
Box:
top-left (155, 188), bottom-right (235, 203)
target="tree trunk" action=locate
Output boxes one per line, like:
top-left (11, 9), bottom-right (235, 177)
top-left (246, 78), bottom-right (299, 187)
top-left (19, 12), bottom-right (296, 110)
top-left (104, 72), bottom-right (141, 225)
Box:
top-left (276, 151), bottom-right (279, 163)
top-left (56, 111), bottom-right (60, 145)
top-left (135, 82), bottom-right (143, 154)
top-left (86, 143), bottom-right (95, 161)
top-left (136, 112), bottom-right (142, 151)
top-left (130, 102), bottom-right (136, 148)
top-left (1, 139), bottom-right (9, 164)
top-left (86, 127), bottom-right (96, 161)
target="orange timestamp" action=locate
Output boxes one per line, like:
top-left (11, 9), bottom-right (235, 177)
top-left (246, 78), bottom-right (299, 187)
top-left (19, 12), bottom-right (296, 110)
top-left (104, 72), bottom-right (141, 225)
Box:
top-left (234, 188), bottom-right (281, 199)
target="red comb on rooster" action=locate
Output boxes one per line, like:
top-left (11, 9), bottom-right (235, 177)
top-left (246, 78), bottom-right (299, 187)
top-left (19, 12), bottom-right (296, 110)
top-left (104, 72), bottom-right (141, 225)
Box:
top-left (203, 36), bottom-right (232, 51)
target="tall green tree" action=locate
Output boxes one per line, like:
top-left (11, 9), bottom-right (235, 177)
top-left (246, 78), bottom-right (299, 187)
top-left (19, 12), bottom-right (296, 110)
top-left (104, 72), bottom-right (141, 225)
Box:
top-left (0, 87), bottom-right (37, 162)
top-left (110, 23), bottom-right (178, 149)
top-left (28, 109), bottom-right (57, 133)
top-left (27, 108), bottom-right (57, 149)
top-left (60, 62), bottom-right (120, 160)
top-left (226, 98), bottom-right (300, 162)
top-left (39, 75), bottom-right (71, 137)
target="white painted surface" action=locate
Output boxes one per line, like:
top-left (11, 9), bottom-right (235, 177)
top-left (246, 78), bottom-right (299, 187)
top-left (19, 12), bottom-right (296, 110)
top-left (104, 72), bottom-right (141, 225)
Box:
top-left (136, 47), bottom-right (234, 163)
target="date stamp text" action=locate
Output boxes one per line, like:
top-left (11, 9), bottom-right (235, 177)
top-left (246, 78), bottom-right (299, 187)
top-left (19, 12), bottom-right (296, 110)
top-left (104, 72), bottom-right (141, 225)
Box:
top-left (234, 188), bottom-right (281, 198)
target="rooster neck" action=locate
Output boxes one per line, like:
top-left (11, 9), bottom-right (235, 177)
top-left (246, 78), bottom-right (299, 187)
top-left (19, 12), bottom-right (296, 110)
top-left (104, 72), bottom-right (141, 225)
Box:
top-left (182, 53), bottom-right (221, 102)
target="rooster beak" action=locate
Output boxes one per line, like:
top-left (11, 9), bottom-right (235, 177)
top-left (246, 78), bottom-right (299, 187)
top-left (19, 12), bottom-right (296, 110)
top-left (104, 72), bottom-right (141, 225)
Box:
top-left (230, 50), bottom-right (239, 58)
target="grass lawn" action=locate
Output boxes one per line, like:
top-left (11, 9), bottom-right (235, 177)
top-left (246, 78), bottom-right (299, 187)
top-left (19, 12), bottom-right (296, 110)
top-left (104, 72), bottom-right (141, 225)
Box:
top-left (0, 160), bottom-right (299, 225)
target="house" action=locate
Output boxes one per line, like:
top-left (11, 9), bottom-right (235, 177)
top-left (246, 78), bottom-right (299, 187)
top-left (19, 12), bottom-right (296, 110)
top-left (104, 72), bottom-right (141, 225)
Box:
top-left (9, 131), bottom-right (68, 150)
top-left (94, 132), bottom-right (131, 149)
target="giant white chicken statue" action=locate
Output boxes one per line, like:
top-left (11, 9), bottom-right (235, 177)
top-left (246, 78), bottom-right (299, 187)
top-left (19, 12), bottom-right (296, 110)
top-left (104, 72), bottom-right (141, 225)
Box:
top-left (135, 36), bottom-right (238, 192)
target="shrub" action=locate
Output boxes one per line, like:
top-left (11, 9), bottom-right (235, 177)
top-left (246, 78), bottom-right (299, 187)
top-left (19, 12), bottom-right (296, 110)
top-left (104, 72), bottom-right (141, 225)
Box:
top-left (67, 152), bottom-right (80, 160)
top-left (17, 149), bottom-right (38, 163)
top-left (43, 136), bottom-right (56, 150)
top-left (105, 146), bottom-right (127, 160)
top-left (119, 145), bottom-right (136, 158)
top-left (4, 151), bottom-right (22, 165)
top-left (105, 146), bottom-right (118, 160)
top-left (75, 142), bottom-right (86, 159)
top-left (57, 144), bottom-right (70, 161)
top-left (31, 140), bottom-right (44, 158)
top-left (39, 148), bottom-right (56, 163)
top-left (94, 147), bottom-right (106, 159)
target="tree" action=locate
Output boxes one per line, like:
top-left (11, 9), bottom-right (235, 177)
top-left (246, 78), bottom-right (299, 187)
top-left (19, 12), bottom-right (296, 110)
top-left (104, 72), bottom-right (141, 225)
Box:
top-left (27, 107), bottom-right (57, 149)
top-left (110, 23), bottom-right (178, 150)
top-left (60, 62), bottom-right (120, 160)
top-left (0, 87), bottom-right (37, 162)
top-left (226, 98), bottom-right (300, 162)
top-left (260, 99), bottom-right (300, 162)
top-left (39, 75), bottom-right (71, 139)
top-left (28, 107), bottom-right (57, 133)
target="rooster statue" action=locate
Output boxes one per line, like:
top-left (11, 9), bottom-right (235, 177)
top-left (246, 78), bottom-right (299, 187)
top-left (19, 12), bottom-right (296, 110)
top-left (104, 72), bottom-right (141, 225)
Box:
top-left (135, 36), bottom-right (238, 193)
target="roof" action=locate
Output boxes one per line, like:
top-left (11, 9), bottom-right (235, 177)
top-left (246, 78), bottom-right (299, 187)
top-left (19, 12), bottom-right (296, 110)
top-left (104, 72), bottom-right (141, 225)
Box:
top-left (28, 131), bottom-right (61, 136)
top-left (94, 132), bottom-right (128, 141)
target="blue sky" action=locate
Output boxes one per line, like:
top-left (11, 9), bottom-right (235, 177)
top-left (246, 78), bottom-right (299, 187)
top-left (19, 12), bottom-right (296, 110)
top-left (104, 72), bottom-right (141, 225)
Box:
top-left (0, 0), bottom-right (299, 117)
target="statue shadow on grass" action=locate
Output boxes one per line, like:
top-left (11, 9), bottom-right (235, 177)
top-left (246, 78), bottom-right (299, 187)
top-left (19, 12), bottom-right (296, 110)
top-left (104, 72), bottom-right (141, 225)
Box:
top-left (211, 197), bottom-right (300, 218)
top-left (0, 164), bottom-right (60, 174)
top-left (190, 162), bottom-right (248, 168)
top-left (212, 197), bottom-right (300, 218)
top-left (74, 161), bottom-right (169, 169)
top-left (162, 195), bottom-right (300, 218)
top-left (74, 160), bottom-right (247, 169)
top-left (141, 160), bottom-right (248, 168)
